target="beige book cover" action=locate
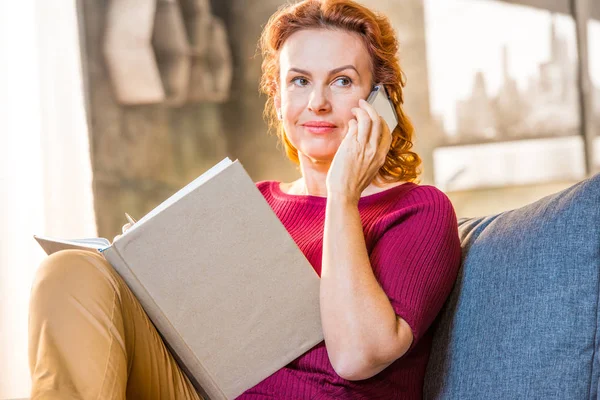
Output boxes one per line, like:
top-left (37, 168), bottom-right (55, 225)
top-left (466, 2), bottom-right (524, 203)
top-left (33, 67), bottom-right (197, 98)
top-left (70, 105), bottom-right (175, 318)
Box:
top-left (34, 158), bottom-right (323, 400)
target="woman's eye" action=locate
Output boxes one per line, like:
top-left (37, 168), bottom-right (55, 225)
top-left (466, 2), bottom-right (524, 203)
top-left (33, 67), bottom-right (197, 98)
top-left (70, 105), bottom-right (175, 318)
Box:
top-left (335, 77), bottom-right (352, 86)
top-left (291, 76), bottom-right (352, 87)
top-left (292, 77), bottom-right (309, 86)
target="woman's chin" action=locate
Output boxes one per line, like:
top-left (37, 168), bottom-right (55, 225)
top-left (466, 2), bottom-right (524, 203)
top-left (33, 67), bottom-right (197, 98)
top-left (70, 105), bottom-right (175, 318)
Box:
top-left (299, 151), bottom-right (337, 164)
top-left (297, 141), bottom-right (341, 160)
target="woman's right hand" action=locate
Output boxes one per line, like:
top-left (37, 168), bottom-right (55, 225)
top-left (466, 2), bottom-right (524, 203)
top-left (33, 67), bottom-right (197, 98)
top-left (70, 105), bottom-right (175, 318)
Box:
top-left (112, 223), bottom-right (132, 244)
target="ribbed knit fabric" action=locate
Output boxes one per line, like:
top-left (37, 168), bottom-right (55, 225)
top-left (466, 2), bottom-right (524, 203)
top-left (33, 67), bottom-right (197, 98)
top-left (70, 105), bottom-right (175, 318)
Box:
top-left (236, 180), bottom-right (462, 400)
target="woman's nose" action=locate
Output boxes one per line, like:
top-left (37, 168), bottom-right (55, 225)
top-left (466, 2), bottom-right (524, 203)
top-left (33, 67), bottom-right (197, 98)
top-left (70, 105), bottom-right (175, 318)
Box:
top-left (307, 89), bottom-right (331, 113)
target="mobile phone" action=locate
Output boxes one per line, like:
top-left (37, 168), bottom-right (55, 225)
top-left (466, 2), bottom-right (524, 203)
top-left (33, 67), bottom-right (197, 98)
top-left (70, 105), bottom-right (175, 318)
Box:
top-left (366, 84), bottom-right (398, 132)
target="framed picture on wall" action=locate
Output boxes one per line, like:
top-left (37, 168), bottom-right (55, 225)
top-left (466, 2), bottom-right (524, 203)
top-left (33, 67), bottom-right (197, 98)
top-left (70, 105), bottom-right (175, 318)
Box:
top-left (423, 0), bottom-right (589, 191)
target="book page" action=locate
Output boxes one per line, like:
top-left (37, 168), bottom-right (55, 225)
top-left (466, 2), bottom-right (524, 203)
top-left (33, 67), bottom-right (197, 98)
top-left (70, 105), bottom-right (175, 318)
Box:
top-left (34, 235), bottom-right (111, 255)
top-left (70, 238), bottom-right (112, 247)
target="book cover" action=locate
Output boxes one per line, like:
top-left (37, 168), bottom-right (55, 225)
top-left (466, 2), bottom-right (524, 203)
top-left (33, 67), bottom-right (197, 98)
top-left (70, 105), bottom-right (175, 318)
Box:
top-left (35, 159), bottom-right (323, 399)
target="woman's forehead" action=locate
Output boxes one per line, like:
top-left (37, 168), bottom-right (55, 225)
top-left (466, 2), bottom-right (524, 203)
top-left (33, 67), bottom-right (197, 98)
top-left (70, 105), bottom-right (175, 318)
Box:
top-left (279, 29), bottom-right (371, 75)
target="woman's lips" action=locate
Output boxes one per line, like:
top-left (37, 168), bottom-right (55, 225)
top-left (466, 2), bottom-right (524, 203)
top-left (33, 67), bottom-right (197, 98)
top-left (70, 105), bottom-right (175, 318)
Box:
top-left (302, 122), bottom-right (337, 134)
top-left (304, 126), bottom-right (336, 134)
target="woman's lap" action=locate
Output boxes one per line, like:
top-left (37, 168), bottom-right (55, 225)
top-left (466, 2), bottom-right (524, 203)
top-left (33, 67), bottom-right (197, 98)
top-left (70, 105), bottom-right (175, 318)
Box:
top-left (28, 249), bottom-right (202, 400)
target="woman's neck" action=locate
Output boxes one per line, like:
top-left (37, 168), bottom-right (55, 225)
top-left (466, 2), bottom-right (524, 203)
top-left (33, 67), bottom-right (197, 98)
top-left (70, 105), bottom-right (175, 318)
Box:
top-left (296, 158), bottom-right (329, 196)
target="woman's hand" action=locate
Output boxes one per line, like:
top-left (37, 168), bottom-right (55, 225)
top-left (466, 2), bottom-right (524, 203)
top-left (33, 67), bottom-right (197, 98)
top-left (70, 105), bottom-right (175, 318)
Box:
top-left (112, 223), bottom-right (132, 244)
top-left (326, 98), bottom-right (393, 204)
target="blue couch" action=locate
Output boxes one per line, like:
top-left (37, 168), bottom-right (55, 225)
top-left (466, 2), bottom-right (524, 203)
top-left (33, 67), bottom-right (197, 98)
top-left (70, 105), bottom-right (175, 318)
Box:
top-left (423, 173), bottom-right (600, 399)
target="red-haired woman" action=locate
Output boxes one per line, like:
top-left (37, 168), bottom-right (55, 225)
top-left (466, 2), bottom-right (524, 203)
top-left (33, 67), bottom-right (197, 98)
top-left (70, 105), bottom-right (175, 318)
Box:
top-left (28, 1), bottom-right (461, 399)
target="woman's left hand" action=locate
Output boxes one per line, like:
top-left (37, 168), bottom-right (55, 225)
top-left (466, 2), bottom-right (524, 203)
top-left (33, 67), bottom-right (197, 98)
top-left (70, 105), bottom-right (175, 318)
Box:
top-left (326, 98), bottom-right (393, 203)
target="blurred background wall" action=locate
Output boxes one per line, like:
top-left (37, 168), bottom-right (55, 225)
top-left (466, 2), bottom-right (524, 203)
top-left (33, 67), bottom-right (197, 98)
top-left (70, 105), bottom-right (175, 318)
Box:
top-left (81, 0), bottom-right (599, 239)
top-left (1, 0), bottom-right (598, 398)
top-left (83, 0), bottom-right (438, 240)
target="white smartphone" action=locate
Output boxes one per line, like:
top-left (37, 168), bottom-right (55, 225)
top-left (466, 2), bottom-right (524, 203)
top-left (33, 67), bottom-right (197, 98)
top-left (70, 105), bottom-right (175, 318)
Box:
top-left (366, 84), bottom-right (398, 132)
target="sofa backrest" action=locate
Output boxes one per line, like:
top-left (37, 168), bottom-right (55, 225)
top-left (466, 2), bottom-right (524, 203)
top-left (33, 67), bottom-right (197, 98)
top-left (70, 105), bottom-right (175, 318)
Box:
top-left (424, 173), bottom-right (600, 400)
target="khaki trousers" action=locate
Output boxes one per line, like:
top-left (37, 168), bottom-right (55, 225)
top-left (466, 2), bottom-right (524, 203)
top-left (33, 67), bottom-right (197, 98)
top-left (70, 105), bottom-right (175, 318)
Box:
top-left (28, 249), bottom-right (203, 400)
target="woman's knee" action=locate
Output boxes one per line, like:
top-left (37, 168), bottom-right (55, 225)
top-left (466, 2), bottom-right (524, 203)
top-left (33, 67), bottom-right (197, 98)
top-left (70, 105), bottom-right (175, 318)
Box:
top-left (31, 249), bottom-right (117, 304)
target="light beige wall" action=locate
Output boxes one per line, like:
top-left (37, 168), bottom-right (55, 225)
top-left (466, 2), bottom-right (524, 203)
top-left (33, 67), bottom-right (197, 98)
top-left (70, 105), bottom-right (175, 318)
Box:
top-left (446, 180), bottom-right (580, 218)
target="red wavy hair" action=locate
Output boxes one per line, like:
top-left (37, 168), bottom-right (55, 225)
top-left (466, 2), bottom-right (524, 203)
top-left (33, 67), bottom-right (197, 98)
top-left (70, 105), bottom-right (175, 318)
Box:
top-left (258, 0), bottom-right (422, 184)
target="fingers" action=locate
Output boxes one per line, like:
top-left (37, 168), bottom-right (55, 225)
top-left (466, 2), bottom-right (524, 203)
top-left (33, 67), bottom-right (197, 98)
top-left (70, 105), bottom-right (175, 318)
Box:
top-left (347, 99), bottom-right (393, 168)
top-left (345, 118), bottom-right (359, 143)
top-left (113, 221), bottom-right (135, 244)
top-left (356, 99), bottom-right (391, 159)
top-left (114, 222), bottom-right (132, 244)
top-left (361, 99), bottom-right (387, 150)
top-left (351, 104), bottom-right (372, 145)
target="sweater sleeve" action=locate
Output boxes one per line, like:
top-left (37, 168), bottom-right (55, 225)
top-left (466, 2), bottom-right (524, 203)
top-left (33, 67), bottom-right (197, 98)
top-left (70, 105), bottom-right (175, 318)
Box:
top-left (368, 186), bottom-right (462, 353)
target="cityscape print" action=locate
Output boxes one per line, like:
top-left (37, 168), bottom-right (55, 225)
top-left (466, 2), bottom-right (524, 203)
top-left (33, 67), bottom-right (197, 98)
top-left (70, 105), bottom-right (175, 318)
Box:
top-left (424, 0), bottom-right (599, 191)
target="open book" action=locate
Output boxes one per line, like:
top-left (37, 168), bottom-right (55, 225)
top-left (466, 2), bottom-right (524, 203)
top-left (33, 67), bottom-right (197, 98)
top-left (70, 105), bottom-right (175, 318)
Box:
top-left (34, 158), bottom-right (323, 400)
top-left (34, 158), bottom-right (234, 253)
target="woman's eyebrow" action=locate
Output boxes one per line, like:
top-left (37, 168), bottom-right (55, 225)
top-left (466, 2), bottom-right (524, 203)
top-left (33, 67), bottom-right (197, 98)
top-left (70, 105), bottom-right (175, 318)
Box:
top-left (287, 65), bottom-right (359, 76)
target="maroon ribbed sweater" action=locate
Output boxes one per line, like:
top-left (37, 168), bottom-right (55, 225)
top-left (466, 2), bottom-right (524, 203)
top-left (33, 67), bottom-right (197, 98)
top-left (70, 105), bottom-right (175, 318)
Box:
top-left (237, 180), bottom-right (462, 400)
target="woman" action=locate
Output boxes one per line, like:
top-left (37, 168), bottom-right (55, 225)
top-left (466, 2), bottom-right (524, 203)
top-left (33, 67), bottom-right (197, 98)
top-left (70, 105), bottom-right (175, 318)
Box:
top-left (28, 0), bottom-right (461, 399)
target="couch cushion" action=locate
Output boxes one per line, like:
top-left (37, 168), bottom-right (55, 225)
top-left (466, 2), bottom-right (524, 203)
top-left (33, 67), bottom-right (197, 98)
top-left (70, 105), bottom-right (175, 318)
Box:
top-left (423, 173), bottom-right (600, 400)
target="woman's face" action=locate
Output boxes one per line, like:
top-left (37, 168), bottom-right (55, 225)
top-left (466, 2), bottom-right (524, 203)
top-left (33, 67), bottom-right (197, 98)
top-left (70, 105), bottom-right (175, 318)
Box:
top-left (276, 28), bottom-right (374, 163)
